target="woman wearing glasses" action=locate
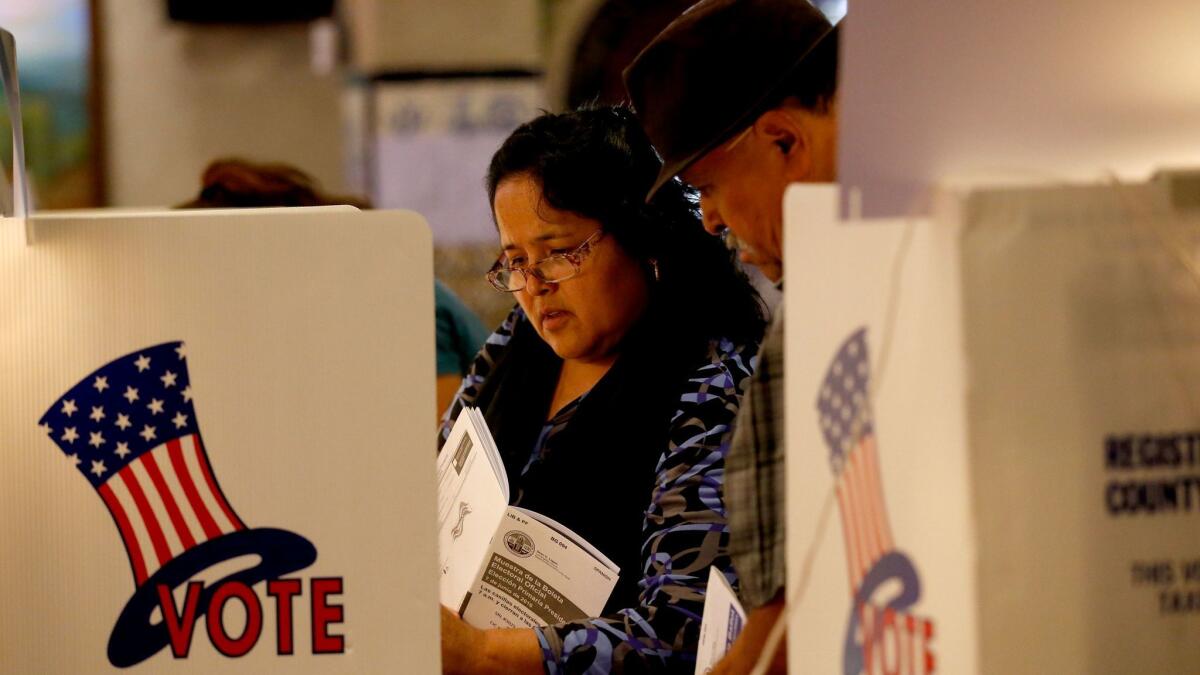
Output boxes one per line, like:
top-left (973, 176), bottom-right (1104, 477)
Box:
top-left (438, 107), bottom-right (765, 674)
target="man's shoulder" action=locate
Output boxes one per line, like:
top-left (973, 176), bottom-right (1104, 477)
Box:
top-left (755, 306), bottom-right (784, 367)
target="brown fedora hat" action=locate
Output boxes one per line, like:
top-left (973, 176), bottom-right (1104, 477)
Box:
top-left (624, 0), bottom-right (836, 199)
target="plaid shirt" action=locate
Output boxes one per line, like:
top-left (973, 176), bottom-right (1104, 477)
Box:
top-left (726, 305), bottom-right (786, 610)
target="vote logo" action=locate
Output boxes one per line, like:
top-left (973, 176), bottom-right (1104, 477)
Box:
top-left (38, 342), bottom-right (345, 667)
top-left (817, 329), bottom-right (937, 675)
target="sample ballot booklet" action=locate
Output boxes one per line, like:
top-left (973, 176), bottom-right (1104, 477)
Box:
top-left (694, 567), bottom-right (747, 674)
top-left (437, 407), bottom-right (619, 628)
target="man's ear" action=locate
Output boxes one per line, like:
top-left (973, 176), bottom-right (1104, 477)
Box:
top-left (754, 108), bottom-right (811, 180)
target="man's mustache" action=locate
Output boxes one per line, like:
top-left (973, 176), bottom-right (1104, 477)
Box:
top-left (721, 228), bottom-right (742, 252)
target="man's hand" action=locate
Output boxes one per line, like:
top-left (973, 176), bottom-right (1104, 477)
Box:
top-left (711, 595), bottom-right (787, 674)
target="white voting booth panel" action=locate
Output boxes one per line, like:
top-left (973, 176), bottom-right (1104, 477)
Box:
top-left (784, 185), bottom-right (974, 675)
top-left (0, 209), bottom-right (438, 673)
top-left (786, 182), bottom-right (1200, 674)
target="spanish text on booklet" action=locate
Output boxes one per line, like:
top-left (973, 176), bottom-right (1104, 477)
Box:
top-left (437, 407), bottom-right (619, 628)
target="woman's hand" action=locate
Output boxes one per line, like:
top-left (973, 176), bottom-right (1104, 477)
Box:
top-left (440, 606), bottom-right (544, 674)
top-left (440, 606), bottom-right (484, 674)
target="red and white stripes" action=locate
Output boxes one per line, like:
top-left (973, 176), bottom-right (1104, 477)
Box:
top-left (834, 434), bottom-right (894, 594)
top-left (97, 434), bottom-right (245, 585)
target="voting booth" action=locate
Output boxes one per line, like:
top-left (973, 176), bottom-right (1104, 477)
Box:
top-left (1, 30), bottom-right (440, 671)
top-left (784, 179), bottom-right (1200, 674)
top-left (1, 207), bottom-right (439, 672)
top-left (790, 2), bottom-right (1200, 671)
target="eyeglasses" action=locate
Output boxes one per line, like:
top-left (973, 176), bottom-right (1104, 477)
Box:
top-left (486, 230), bottom-right (605, 292)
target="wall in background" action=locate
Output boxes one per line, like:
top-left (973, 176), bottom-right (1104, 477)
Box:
top-left (100, 0), bottom-right (343, 207)
top-left (344, 0), bottom-right (541, 73)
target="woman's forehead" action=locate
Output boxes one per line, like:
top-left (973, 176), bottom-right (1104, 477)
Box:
top-left (500, 225), bottom-right (581, 251)
top-left (495, 175), bottom-right (595, 233)
top-left (497, 213), bottom-right (596, 249)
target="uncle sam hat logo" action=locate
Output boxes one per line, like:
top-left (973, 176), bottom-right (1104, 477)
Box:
top-left (38, 341), bottom-right (318, 668)
top-left (817, 328), bottom-right (935, 675)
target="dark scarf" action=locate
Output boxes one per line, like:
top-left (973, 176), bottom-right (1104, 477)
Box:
top-left (472, 309), bottom-right (708, 614)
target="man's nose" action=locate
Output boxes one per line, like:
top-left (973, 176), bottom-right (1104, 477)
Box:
top-left (698, 194), bottom-right (724, 237)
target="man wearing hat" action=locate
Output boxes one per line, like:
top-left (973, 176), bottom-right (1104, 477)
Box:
top-left (625, 1), bottom-right (839, 671)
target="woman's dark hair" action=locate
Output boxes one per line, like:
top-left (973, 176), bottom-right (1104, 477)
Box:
top-left (486, 106), bottom-right (765, 346)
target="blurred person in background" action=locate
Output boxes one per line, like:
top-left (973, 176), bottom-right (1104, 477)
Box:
top-left (176, 158), bottom-right (371, 210)
top-left (438, 106), bottom-right (765, 674)
top-left (625, 0), bottom-right (840, 671)
top-left (179, 157), bottom-right (490, 419)
top-left (434, 281), bottom-right (492, 416)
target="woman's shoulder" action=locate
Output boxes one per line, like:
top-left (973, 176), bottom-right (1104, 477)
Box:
top-left (697, 336), bottom-right (760, 390)
top-left (650, 336), bottom-right (760, 479)
top-left (670, 336), bottom-right (760, 423)
top-left (441, 305), bottom-right (526, 422)
top-left (491, 304), bottom-right (526, 343)
top-left (468, 306), bottom-right (526, 370)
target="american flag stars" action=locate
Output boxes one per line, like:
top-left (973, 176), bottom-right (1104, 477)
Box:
top-left (37, 341), bottom-right (249, 589)
top-left (817, 328), bottom-right (874, 474)
top-left (816, 328), bottom-right (898, 594)
top-left (39, 342), bottom-right (199, 488)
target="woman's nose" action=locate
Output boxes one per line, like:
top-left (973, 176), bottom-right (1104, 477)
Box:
top-left (523, 271), bottom-right (552, 296)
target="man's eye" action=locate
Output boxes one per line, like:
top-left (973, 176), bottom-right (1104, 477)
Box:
top-left (549, 249), bottom-right (571, 256)
top-left (507, 258), bottom-right (526, 267)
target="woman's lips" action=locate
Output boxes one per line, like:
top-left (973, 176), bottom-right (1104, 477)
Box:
top-left (540, 310), bottom-right (570, 331)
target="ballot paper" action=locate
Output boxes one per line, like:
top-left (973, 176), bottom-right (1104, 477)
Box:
top-left (437, 408), bottom-right (619, 627)
top-left (694, 567), bottom-right (747, 675)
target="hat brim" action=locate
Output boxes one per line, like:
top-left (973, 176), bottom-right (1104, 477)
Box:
top-left (644, 22), bottom-right (839, 201)
top-left (107, 527), bottom-right (317, 668)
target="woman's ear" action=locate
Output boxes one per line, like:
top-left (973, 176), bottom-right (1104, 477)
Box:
top-left (754, 108), bottom-right (812, 180)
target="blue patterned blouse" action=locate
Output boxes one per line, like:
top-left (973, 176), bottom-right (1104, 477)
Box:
top-left (439, 307), bottom-right (758, 674)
